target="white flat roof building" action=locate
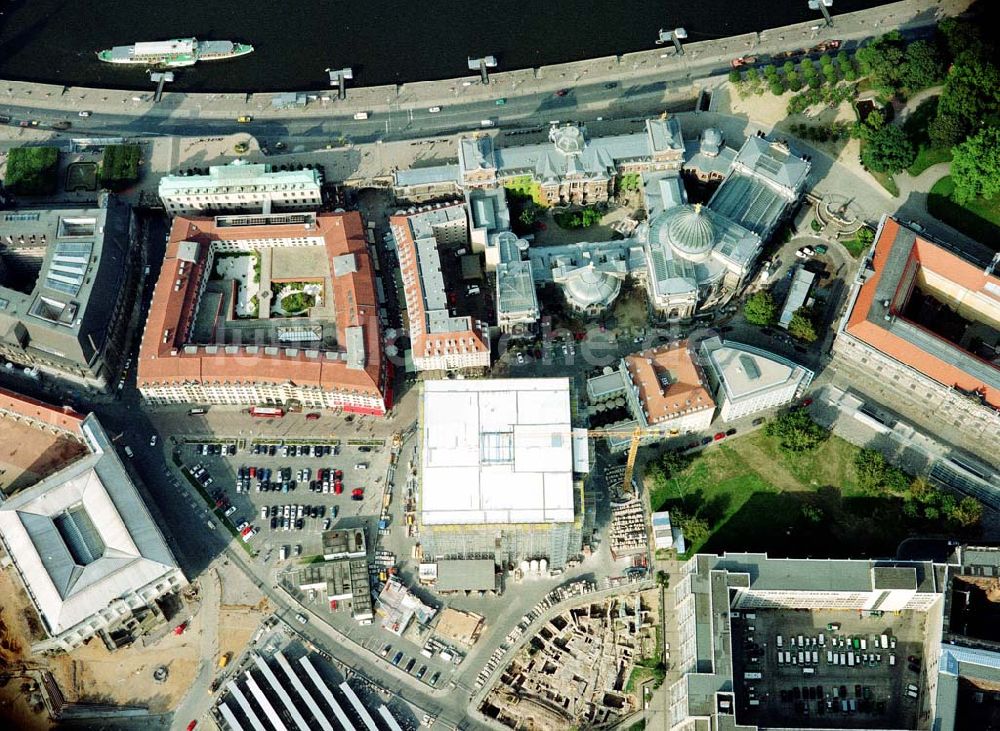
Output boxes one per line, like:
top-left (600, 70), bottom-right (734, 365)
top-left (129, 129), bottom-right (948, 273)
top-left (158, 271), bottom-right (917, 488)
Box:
top-left (700, 336), bottom-right (814, 421)
top-left (420, 378), bottom-right (586, 526)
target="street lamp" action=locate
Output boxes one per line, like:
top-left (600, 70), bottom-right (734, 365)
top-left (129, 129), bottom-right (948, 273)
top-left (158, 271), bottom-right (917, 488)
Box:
top-left (808, 0), bottom-right (834, 27)
top-left (656, 28), bottom-right (688, 56)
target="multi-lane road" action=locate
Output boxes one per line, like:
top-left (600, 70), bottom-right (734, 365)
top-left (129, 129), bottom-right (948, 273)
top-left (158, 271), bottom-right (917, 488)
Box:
top-left (0, 78), bottom-right (698, 152)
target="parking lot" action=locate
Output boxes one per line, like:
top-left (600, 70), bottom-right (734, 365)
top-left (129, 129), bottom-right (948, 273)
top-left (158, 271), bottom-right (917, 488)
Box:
top-left (731, 608), bottom-right (927, 729)
top-left (175, 434), bottom-right (391, 561)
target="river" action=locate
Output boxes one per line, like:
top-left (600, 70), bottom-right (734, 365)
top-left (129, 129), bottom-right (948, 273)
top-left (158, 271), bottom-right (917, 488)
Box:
top-left (0, 0), bottom-right (898, 92)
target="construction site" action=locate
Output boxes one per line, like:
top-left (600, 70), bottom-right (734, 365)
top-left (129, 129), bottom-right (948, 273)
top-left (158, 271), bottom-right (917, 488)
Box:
top-left (479, 589), bottom-right (662, 730)
top-left (0, 558), bottom-right (272, 727)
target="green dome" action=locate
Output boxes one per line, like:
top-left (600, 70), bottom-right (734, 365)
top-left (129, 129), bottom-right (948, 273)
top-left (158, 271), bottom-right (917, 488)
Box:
top-left (666, 205), bottom-right (716, 257)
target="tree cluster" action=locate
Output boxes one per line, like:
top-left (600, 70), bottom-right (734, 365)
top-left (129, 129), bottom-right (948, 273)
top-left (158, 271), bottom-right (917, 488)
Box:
top-left (853, 449), bottom-right (910, 495)
top-left (764, 409), bottom-right (827, 453)
top-left (929, 18), bottom-right (1000, 149)
top-left (743, 291), bottom-right (777, 326)
top-left (4, 146), bottom-right (59, 196)
top-left (786, 83), bottom-right (857, 115)
top-left (949, 127), bottom-right (1000, 204)
top-left (671, 510), bottom-right (710, 552)
top-left (856, 110), bottom-right (916, 174)
top-left (903, 477), bottom-right (983, 529)
top-left (100, 144), bottom-right (142, 191)
top-left (789, 122), bottom-right (852, 144)
top-left (554, 207), bottom-right (602, 229)
top-left (646, 450), bottom-right (693, 496)
top-left (856, 32), bottom-right (946, 96)
top-left (788, 307), bottom-right (819, 343)
top-left (734, 54), bottom-right (858, 99)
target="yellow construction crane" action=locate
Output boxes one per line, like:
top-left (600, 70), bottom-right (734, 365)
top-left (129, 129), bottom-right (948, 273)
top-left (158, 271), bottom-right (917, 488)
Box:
top-left (587, 426), bottom-right (656, 493)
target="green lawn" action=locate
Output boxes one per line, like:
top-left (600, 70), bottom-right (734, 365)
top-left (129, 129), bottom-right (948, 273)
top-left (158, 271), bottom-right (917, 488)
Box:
top-left (840, 234), bottom-right (872, 257)
top-left (648, 430), bottom-right (928, 559)
top-left (870, 169), bottom-right (899, 197)
top-left (902, 96), bottom-right (952, 176)
top-left (907, 145), bottom-right (952, 177)
top-left (928, 176), bottom-right (1000, 250)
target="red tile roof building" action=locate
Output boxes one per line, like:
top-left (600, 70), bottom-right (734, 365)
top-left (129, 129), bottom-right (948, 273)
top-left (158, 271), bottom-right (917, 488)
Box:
top-left (0, 386), bottom-right (84, 435)
top-left (138, 211), bottom-right (389, 414)
top-left (834, 216), bottom-right (1000, 448)
top-left (390, 204), bottom-right (490, 372)
top-left (622, 341), bottom-right (716, 435)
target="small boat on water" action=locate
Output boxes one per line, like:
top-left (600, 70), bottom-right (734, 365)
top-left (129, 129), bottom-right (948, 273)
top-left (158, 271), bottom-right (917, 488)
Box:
top-left (97, 38), bottom-right (253, 68)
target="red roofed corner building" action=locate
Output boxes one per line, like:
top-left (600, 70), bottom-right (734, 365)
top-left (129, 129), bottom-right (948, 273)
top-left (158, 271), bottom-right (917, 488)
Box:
top-left (389, 203), bottom-right (490, 372)
top-left (833, 215), bottom-right (1000, 448)
top-left (137, 211), bottom-right (390, 415)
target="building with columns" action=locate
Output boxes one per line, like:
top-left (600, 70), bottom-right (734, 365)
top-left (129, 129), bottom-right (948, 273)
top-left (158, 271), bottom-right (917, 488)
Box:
top-left (158, 160), bottom-right (323, 216)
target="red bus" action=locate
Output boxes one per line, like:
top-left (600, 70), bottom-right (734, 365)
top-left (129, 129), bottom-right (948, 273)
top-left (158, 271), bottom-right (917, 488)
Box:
top-left (249, 406), bottom-right (284, 418)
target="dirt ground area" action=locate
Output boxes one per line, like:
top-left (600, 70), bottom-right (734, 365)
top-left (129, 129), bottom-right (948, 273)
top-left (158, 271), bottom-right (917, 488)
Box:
top-left (217, 564), bottom-right (269, 661)
top-left (47, 627), bottom-right (199, 713)
top-left (217, 607), bottom-right (266, 662)
top-left (0, 569), bottom-right (53, 730)
top-left (0, 421), bottom-right (87, 496)
top-left (0, 565), bottom-right (201, 716)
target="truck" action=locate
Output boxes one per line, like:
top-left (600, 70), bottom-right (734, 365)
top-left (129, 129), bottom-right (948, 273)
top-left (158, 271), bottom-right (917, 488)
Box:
top-left (218, 653), bottom-right (230, 669)
top-left (743, 672), bottom-right (762, 680)
top-left (353, 111), bottom-right (369, 120)
top-left (848, 653), bottom-right (855, 667)
top-left (279, 545), bottom-right (288, 561)
top-left (881, 633), bottom-right (890, 649)
top-left (803, 667), bottom-right (815, 675)
top-left (827, 622), bottom-right (841, 631)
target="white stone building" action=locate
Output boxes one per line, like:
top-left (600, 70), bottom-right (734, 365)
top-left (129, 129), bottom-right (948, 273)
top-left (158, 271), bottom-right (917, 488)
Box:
top-left (699, 336), bottom-right (814, 421)
top-left (158, 160), bottom-right (323, 216)
top-left (0, 411), bottom-right (186, 653)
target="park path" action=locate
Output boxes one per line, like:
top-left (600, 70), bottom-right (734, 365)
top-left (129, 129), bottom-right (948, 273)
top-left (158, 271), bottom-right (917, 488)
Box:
top-left (893, 85), bottom-right (943, 125)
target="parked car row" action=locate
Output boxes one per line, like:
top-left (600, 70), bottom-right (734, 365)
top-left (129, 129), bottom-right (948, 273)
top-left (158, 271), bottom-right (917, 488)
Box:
top-left (190, 463), bottom-right (213, 487)
top-left (249, 442), bottom-right (340, 457)
top-left (264, 503), bottom-right (339, 531)
top-left (233, 465), bottom-right (354, 495)
top-left (193, 442), bottom-right (237, 456)
top-left (380, 644), bottom-right (438, 684)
